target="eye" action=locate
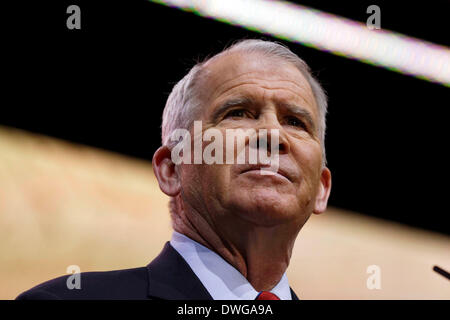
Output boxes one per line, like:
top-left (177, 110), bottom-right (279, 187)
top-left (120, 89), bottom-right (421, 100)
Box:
top-left (224, 109), bottom-right (247, 118)
top-left (286, 116), bottom-right (307, 130)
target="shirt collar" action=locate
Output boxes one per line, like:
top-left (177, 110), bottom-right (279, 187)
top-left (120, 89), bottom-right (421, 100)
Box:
top-left (170, 231), bottom-right (292, 300)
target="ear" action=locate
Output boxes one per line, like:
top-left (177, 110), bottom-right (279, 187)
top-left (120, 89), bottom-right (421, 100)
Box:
top-left (313, 167), bottom-right (332, 215)
top-left (152, 146), bottom-right (181, 197)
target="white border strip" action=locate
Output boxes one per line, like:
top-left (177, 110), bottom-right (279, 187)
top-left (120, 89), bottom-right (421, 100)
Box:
top-left (152, 0), bottom-right (450, 86)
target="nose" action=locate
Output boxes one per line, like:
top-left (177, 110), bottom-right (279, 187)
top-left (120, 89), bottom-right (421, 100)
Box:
top-left (255, 112), bottom-right (290, 155)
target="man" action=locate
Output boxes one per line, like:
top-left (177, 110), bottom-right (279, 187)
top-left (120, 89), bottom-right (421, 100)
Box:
top-left (17, 39), bottom-right (331, 300)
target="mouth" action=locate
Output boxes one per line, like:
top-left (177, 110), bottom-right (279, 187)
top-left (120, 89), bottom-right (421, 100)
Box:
top-left (240, 166), bottom-right (292, 182)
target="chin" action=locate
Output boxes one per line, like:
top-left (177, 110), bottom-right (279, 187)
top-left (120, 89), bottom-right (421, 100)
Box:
top-left (228, 189), bottom-right (300, 226)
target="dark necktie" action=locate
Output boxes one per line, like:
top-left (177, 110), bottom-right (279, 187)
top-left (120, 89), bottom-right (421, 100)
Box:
top-left (255, 291), bottom-right (280, 300)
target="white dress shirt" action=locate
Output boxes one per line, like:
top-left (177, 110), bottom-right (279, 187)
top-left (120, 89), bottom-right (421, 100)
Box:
top-left (170, 231), bottom-right (292, 300)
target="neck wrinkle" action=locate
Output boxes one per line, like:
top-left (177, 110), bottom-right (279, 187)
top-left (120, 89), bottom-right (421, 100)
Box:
top-left (171, 198), bottom-right (298, 292)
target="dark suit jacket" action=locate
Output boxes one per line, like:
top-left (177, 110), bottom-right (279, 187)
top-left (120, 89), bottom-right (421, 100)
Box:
top-left (16, 242), bottom-right (299, 300)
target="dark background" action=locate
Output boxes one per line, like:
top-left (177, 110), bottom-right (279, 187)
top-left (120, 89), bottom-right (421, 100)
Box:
top-left (3, 0), bottom-right (449, 234)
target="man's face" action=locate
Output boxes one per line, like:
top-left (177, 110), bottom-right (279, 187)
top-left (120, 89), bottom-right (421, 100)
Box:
top-left (178, 52), bottom-right (327, 228)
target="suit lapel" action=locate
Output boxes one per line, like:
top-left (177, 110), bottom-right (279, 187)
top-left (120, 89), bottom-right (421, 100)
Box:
top-left (146, 242), bottom-right (213, 300)
top-left (147, 241), bottom-right (300, 300)
top-left (290, 287), bottom-right (300, 300)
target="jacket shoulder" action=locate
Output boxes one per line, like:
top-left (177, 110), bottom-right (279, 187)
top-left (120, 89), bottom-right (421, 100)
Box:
top-left (16, 266), bottom-right (149, 300)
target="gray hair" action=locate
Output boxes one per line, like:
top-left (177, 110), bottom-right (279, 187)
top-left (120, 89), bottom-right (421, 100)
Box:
top-left (161, 39), bottom-right (328, 164)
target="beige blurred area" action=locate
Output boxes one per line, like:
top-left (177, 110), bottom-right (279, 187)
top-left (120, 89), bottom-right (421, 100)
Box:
top-left (0, 125), bottom-right (449, 300)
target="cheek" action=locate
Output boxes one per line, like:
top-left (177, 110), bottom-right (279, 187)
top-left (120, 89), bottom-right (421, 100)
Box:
top-left (179, 165), bottom-right (200, 198)
top-left (293, 141), bottom-right (323, 186)
top-left (182, 163), bottom-right (232, 201)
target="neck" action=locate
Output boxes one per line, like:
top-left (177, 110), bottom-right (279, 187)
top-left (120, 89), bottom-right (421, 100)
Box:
top-left (172, 198), bottom-right (302, 291)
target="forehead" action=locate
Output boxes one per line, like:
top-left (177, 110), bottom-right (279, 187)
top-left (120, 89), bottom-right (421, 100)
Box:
top-left (200, 52), bottom-right (317, 114)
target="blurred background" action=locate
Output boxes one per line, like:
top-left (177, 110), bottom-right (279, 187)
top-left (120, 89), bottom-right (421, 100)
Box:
top-left (1, 0), bottom-right (449, 299)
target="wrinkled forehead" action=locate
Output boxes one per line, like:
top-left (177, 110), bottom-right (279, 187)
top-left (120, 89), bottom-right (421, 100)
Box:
top-left (198, 51), bottom-right (317, 112)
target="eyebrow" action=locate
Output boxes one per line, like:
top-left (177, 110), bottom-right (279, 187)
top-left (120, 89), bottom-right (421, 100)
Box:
top-left (282, 103), bottom-right (316, 133)
top-left (211, 97), bottom-right (317, 133)
top-left (211, 97), bottom-right (253, 122)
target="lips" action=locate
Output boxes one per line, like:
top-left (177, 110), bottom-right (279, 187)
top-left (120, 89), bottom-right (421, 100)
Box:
top-left (240, 165), bottom-right (292, 182)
